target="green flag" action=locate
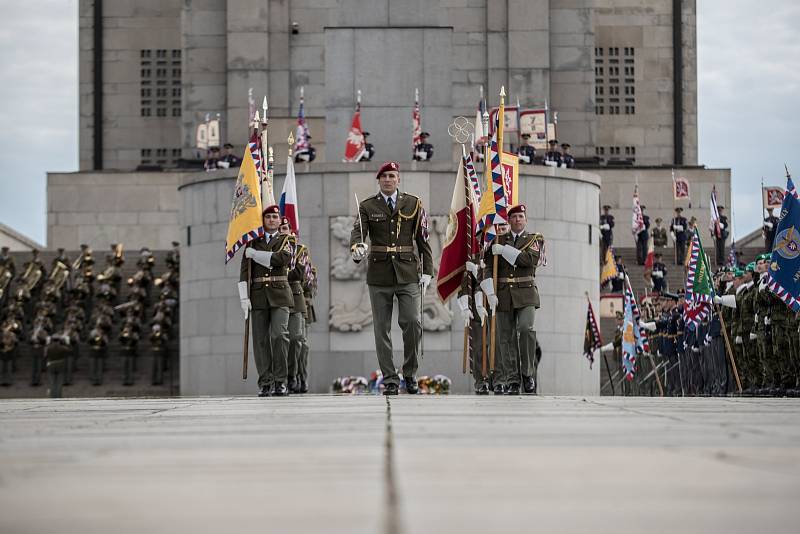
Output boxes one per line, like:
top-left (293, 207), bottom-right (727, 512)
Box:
top-left (685, 227), bottom-right (714, 325)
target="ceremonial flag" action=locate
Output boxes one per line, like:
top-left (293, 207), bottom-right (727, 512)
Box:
top-left (684, 227), bottom-right (714, 327)
top-left (632, 186), bottom-right (645, 236)
top-left (412, 88), bottom-right (422, 156)
top-left (344, 96), bottom-right (366, 162)
top-left (709, 186), bottom-right (722, 238)
top-left (464, 151), bottom-right (482, 251)
top-left (643, 234), bottom-right (655, 285)
top-left (293, 87), bottom-right (311, 155)
top-left (583, 297), bottom-right (602, 369)
top-left (474, 91), bottom-right (486, 145)
top-left (500, 151), bottom-right (520, 208)
top-left (728, 241), bottom-right (738, 269)
top-left (766, 176), bottom-right (800, 311)
top-left (601, 246), bottom-right (618, 285)
top-left (477, 91), bottom-right (508, 244)
top-left (225, 146), bottom-right (264, 263)
top-left (279, 155), bottom-right (299, 235)
top-left (763, 186), bottom-right (785, 209)
top-left (621, 277), bottom-right (642, 381)
top-left (672, 173), bottom-right (690, 200)
top-left (436, 156), bottom-right (475, 303)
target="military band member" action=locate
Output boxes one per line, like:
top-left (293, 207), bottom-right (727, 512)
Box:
top-left (0, 246), bottom-right (15, 278)
top-left (560, 143), bottom-right (575, 168)
top-left (600, 205), bottom-right (615, 261)
top-left (670, 207), bottom-right (688, 265)
top-left (652, 217), bottom-right (668, 248)
top-left (279, 217), bottom-right (308, 394)
top-left (652, 253), bottom-right (667, 293)
top-left (350, 161), bottom-right (433, 395)
top-left (763, 208), bottom-right (778, 252)
top-left (517, 133), bottom-right (535, 165)
top-left (713, 206), bottom-right (730, 266)
top-left (239, 204), bottom-right (295, 397)
top-left (544, 139), bottom-right (562, 167)
top-left (413, 132), bottom-right (434, 161)
top-left (480, 204), bottom-right (543, 395)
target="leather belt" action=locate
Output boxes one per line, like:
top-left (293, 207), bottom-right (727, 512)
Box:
top-left (253, 276), bottom-right (288, 283)
top-left (498, 276), bottom-right (534, 283)
top-left (371, 246), bottom-right (413, 253)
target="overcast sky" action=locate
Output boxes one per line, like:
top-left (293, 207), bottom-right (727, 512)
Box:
top-left (0, 0), bottom-right (798, 245)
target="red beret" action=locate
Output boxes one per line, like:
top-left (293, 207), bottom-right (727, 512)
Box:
top-left (376, 161), bottom-right (400, 179)
top-left (508, 204), bottom-right (527, 216)
top-left (280, 216), bottom-right (290, 226)
top-left (263, 204), bottom-right (280, 215)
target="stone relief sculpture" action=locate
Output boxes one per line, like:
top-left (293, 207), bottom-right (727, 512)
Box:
top-left (329, 215), bottom-right (453, 332)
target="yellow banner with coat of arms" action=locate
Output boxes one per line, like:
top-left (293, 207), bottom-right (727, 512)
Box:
top-left (225, 146), bottom-right (264, 263)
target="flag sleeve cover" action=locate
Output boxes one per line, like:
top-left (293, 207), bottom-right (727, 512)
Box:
top-left (767, 177), bottom-right (800, 312)
top-left (436, 158), bottom-right (471, 303)
top-left (225, 146), bottom-right (264, 263)
top-left (279, 155), bottom-right (300, 235)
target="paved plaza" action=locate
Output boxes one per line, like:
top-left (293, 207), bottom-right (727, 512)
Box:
top-left (1, 395), bottom-right (799, 533)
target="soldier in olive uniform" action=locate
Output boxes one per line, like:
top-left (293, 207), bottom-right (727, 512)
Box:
top-left (44, 333), bottom-right (71, 398)
top-left (298, 264), bottom-right (317, 394)
top-left (350, 161), bottom-right (433, 395)
top-left (239, 205), bottom-right (295, 397)
top-left (279, 217), bottom-right (308, 394)
top-left (480, 204), bottom-right (543, 395)
top-left (753, 254), bottom-right (774, 394)
top-left (457, 259), bottom-right (490, 394)
top-left (652, 218), bottom-right (668, 249)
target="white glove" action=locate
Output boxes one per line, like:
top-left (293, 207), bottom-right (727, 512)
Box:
top-left (720, 223), bottom-right (726, 230)
top-left (735, 335), bottom-right (742, 345)
top-left (764, 316), bottom-right (771, 326)
top-left (62, 334), bottom-right (71, 346)
top-left (519, 155), bottom-right (531, 164)
top-left (492, 244), bottom-right (521, 265)
top-left (245, 248), bottom-right (274, 268)
top-left (641, 321), bottom-right (657, 332)
top-left (456, 295), bottom-right (473, 327)
top-left (415, 151), bottom-right (428, 161)
top-left (617, 272), bottom-right (624, 280)
top-left (420, 274), bottom-right (432, 294)
top-left (492, 244), bottom-right (504, 255)
top-left (474, 292), bottom-right (488, 325)
top-left (237, 281), bottom-right (251, 320)
top-left (600, 224), bottom-right (610, 231)
top-left (653, 271), bottom-right (663, 278)
top-left (351, 243), bottom-right (368, 261)
top-left (749, 332), bottom-right (757, 341)
top-left (674, 225), bottom-right (683, 232)
top-left (465, 261), bottom-right (478, 276)
top-left (479, 278), bottom-right (498, 312)
top-left (759, 278), bottom-right (768, 292)
top-left (216, 160), bottom-right (230, 169)
top-left (765, 221), bottom-right (774, 229)
top-left (670, 232), bottom-right (676, 241)
top-left (600, 342), bottom-right (614, 353)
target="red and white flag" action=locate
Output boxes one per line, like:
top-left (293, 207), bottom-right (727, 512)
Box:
top-left (673, 175), bottom-right (690, 200)
top-left (344, 96), bottom-right (366, 162)
top-left (279, 155), bottom-right (299, 235)
top-left (643, 234), bottom-right (655, 285)
top-left (436, 155), bottom-right (478, 303)
top-left (709, 185), bottom-right (721, 238)
top-left (763, 186), bottom-right (785, 209)
top-left (412, 88), bottom-right (422, 156)
top-left (631, 185), bottom-right (646, 236)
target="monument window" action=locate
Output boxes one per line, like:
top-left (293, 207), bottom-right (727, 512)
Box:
top-left (595, 105), bottom-right (604, 115)
top-left (141, 48), bottom-right (182, 119)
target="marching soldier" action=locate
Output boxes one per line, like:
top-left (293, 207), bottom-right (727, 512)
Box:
top-left (517, 133), bottom-right (535, 165)
top-left (736, 263), bottom-right (757, 393)
top-left (753, 253), bottom-right (774, 394)
top-left (299, 264), bottom-right (317, 394)
top-left (457, 258), bottom-right (490, 394)
top-left (652, 253), bottom-right (667, 293)
top-left (413, 132), bottom-right (434, 161)
top-left (44, 333), bottom-right (71, 398)
top-left (599, 205), bottom-right (614, 261)
top-left (670, 207), bottom-right (688, 265)
top-left (560, 143), bottom-right (575, 168)
top-left (763, 208), bottom-right (779, 252)
top-left (480, 204), bottom-right (543, 395)
top-left (239, 205), bottom-right (295, 397)
top-left (652, 217), bottom-right (668, 249)
top-left (349, 161), bottom-right (433, 395)
top-left (279, 217), bottom-right (307, 394)
top-left (545, 139), bottom-right (562, 167)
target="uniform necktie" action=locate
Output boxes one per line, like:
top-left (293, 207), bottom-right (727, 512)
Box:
top-left (387, 197), bottom-right (394, 211)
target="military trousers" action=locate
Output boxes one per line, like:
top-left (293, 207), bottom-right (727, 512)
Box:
top-left (287, 311), bottom-right (305, 380)
top-left (771, 322), bottom-right (793, 387)
top-left (467, 317), bottom-right (487, 388)
top-left (298, 325), bottom-right (310, 381)
top-left (47, 361), bottom-right (65, 398)
top-left (368, 283), bottom-right (421, 387)
top-left (251, 306), bottom-right (290, 387)
top-left (495, 305), bottom-right (536, 387)
top-left (674, 240), bottom-right (686, 265)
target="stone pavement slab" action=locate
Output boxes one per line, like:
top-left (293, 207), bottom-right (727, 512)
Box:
top-left (1, 396), bottom-right (799, 534)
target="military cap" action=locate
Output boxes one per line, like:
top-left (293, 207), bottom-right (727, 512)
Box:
top-left (521, 133), bottom-right (531, 139)
top-left (508, 204), bottom-right (527, 216)
top-left (223, 143), bottom-right (234, 149)
top-left (734, 268), bottom-right (745, 277)
top-left (746, 262), bottom-right (756, 272)
top-left (376, 161), bottom-right (400, 179)
top-left (210, 146), bottom-right (220, 152)
top-left (363, 131), bottom-right (370, 137)
top-left (655, 217), bottom-right (663, 223)
top-left (614, 255), bottom-right (622, 261)
top-left (1, 246), bottom-right (8, 252)
top-left (655, 252), bottom-right (662, 258)
top-left (756, 253), bottom-right (771, 262)
top-left (640, 205), bottom-right (647, 210)
top-left (548, 139), bottom-right (558, 145)
top-left (420, 132), bottom-right (430, 138)
top-left (560, 143), bottom-right (571, 149)
top-left (263, 204), bottom-right (280, 215)
top-left (718, 206), bottom-right (725, 210)
top-left (280, 216), bottom-right (291, 227)
top-left (171, 241), bottom-right (180, 247)
top-left (674, 207), bottom-right (683, 212)
top-left (602, 204), bottom-right (611, 210)
top-left (615, 311), bottom-right (624, 319)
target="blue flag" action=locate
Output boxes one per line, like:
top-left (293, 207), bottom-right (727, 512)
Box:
top-left (767, 176), bottom-right (800, 311)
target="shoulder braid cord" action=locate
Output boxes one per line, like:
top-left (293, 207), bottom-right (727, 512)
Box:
top-left (519, 233), bottom-right (547, 267)
top-left (397, 196), bottom-right (421, 239)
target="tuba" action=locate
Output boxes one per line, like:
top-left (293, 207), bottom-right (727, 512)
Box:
top-left (15, 261), bottom-right (43, 301)
top-left (0, 266), bottom-right (12, 300)
top-left (43, 261), bottom-right (70, 299)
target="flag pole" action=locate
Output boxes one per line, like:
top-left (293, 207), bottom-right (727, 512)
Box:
top-left (489, 86), bottom-right (505, 372)
top-left (462, 147), bottom-right (471, 375)
top-left (242, 258), bottom-right (251, 380)
top-left (715, 302), bottom-right (742, 393)
top-left (672, 169), bottom-right (678, 265)
top-left (481, 106), bottom-right (490, 377)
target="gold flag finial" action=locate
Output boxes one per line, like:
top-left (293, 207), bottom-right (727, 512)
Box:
top-left (288, 131), bottom-right (294, 157)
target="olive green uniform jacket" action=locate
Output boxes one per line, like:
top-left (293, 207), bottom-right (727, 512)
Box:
top-left (239, 233), bottom-right (294, 309)
top-left (480, 231), bottom-right (543, 312)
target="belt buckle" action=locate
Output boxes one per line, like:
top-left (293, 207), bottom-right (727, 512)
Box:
top-left (386, 246), bottom-right (397, 253)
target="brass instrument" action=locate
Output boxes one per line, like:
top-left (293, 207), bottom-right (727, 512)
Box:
top-left (43, 261), bottom-right (70, 299)
top-left (15, 260), bottom-right (43, 301)
top-left (0, 267), bottom-right (12, 300)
